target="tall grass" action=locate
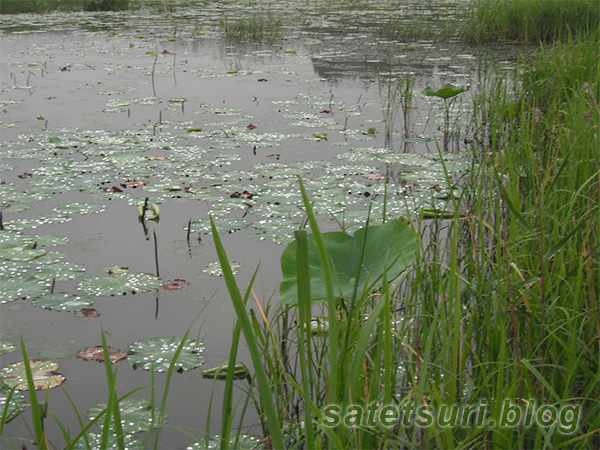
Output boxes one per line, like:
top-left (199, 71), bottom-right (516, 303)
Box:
top-left (212, 29), bottom-right (599, 449)
top-left (462, 0), bottom-right (600, 44)
top-left (222, 12), bottom-right (283, 43)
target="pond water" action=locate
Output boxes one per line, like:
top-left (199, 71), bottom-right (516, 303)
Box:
top-left (0, 1), bottom-right (527, 448)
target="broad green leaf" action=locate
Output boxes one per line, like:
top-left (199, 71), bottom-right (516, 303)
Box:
top-left (0, 341), bottom-right (16, 355)
top-left (0, 244), bottom-right (46, 262)
top-left (88, 399), bottom-right (159, 434)
top-left (424, 84), bottom-right (468, 99)
top-left (0, 383), bottom-right (26, 418)
top-left (77, 272), bottom-right (162, 296)
top-left (32, 261), bottom-right (86, 281)
top-left (127, 336), bottom-right (205, 372)
top-left (187, 434), bottom-right (264, 449)
top-left (0, 360), bottom-right (65, 390)
top-left (32, 292), bottom-right (94, 311)
top-left (72, 433), bottom-right (144, 449)
top-left (0, 276), bottom-right (51, 304)
top-left (280, 220), bottom-right (418, 305)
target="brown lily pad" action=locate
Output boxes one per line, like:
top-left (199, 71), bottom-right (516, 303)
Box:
top-left (163, 279), bottom-right (190, 290)
top-left (76, 346), bottom-right (127, 364)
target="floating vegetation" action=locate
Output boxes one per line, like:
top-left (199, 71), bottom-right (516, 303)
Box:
top-left (88, 399), bottom-right (159, 434)
top-left (77, 272), bottom-right (162, 296)
top-left (127, 336), bottom-right (205, 372)
top-left (203, 261), bottom-right (242, 276)
top-left (32, 292), bottom-right (94, 311)
top-left (0, 360), bottom-right (66, 390)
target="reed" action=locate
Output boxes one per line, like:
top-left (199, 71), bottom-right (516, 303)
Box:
top-left (462, 0), bottom-right (599, 44)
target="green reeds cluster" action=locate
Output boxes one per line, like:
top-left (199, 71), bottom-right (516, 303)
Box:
top-left (213, 30), bottom-right (599, 449)
top-left (462, 0), bottom-right (600, 44)
top-left (222, 12), bottom-right (283, 43)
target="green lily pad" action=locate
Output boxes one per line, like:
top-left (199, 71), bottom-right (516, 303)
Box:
top-left (0, 383), bottom-right (26, 419)
top-left (0, 260), bottom-right (30, 277)
top-left (0, 341), bottom-right (16, 355)
top-left (187, 434), bottom-right (264, 450)
top-left (54, 203), bottom-right (106, 215)
top-left (203, 261), bottom-right (243, 276)
top-left (32, 293), bottom-right (94, 312)
top-left (424, 84), bottom-right (469, 99)
top-left (88, 399), bottom-right (159, 434)
top-left (0, 244), bottom-right (46, 262)
top-left (72, 433), bottom-right (144, 449)
top-left (32, 234), bottom-right (70, 247)
top-left (280, 220), bottom-right (419, 305)
top-left (127, 336), bottom-right (205, 372)
top-left (0, 276), bottom-right (51, 304)
top-left (32, 261), bottom-right (86, 281)
top-left (0, 360), bottom-right (66, 390)
top-left (77, 272), bottom-right (162, 296)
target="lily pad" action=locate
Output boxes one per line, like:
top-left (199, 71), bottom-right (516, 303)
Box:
top-left (0, 341), bottom-right (16, 355)
top-left (127, 336), bottom-right (205, 373)
top-left (76, 346), bottom-right (127, 364)
top-left (0, 276), bottom-right (51, 304)
top-left (72, 433), bottom-right (144, 449)
top-left (88, 398), bottom-right (158, 434)
top-left (77, 272), bottom-right (162, 296)
top-left (32, 292), bottom-right (94, 312)
top-left (187, 434), bottom-right (264, 450)
top-left (0, 383), bottom-right (26, 419)
top-left (0, 244), bottom-right (46, 262)
top-left (280, 220), bottom-right (419, 305)
top-left (203, 261), bottom-right (243, 276)
top-left (0, 360), bottom-right (66, 390)
top-left (54, 203), bottom-right (106, 215)
top-left (32, 261), bottom-right (86, 281)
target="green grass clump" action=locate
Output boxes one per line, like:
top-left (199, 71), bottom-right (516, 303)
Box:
top-left (222, 12), bottom-right (283, 42)
top-left (463, 0), bottom-right (599, 43)
top-left (212, 31), bottom-right (599, 449)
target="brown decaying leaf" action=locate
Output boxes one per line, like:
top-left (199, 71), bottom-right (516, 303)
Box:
top-left (122, 180), bottom-right (149, 188)
top-left (18, 173), bottom-right (33, 179)
top-left (163, 279), bottom-right (190, 290)
top-left (266, 154), bottom-right (280, 160)
top-left (230, 190), bottom-right (254, 199)
top-left (246, 123), bottom-right (257, 129)
top-left (75, 308), bottom-right (100, 319)
top-left (76, 346), bottom-right (127, 364)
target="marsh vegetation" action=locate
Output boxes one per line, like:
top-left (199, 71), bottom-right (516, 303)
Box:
top-left (1, 0), bottom-right (598, 449)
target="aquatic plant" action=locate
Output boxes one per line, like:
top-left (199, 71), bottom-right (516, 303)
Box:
top-left (222, 12), bottom-right (283, 42)
top-left (462, 0), bottom-right (600, 44)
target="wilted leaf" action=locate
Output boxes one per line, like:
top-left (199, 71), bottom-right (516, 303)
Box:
top-left (127, 336), bottom-right (205, 372)
top-left (0, 360), bottom-right (66, 390)
top-left (75, 308), bottom-right (101, 319)
top-left (76, 346), bottom-right (127, 364)
top-left (162, 279), bottom-right (190, 290)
